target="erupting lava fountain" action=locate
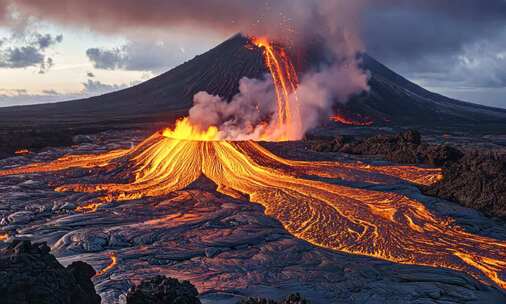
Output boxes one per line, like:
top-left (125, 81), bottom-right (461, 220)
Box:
top-left (0, 38), bottom-right (505, 290)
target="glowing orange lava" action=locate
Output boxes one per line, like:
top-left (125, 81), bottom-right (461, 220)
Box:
top-left (15, 149), bottom-right (30, 155)
top-left (96, 253), bottom-right (118, 276)
top-left (162, 117), bottom-right (219, 141)
top-left (252, 37), bottom-right (301, 141)
top-left (1, 131), bottom-right (505, 290)
top-left (330, 113), bottom-right (374, 126)
top-left (0, 233), bottom-right (8, 241)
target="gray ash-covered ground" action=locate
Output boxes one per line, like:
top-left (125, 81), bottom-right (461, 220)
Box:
top-left (1, 130), bottom-right (505, 304)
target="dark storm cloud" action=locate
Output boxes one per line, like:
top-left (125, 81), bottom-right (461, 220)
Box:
top-left (0, 46), bottom-right (43, 68)
top-left (363, 0), bottom-right (506, 62)
top-left (4, 1), bottom-right (504, 53)
top-left (4, 1), bottom-right (505, 70)
top-left (86, 48), bottom-right (123, 70)
top-left (3, 0), bottom-right (367, 56)
top-left (36, 33), bottom-right (63, 49)
top-left (0, 31), bottom-right (63, 72)
top-left (0, 0), bottom-right (7, 24)
top-left (360, 0), bottom-right (506, 91)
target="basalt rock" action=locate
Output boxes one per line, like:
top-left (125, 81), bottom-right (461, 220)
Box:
top-left (126, 275), bottom-right (201, 304)
top-left (310, 130), bottom-right (464, 167)
top-left (0, 240), bottom-right (101, 304)
top-left (423, 152), bottom-right (506, 218)
top-left (239, 293), bottom-right (310, 304)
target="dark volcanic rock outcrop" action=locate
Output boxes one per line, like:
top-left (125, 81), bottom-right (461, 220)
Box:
top-left (125, 276), bottom-right (309, 304)
top-left (126, 276), bottom-right (201, 304)
top-left (310, 130), bottom-right (464, 166)
top-left (0, 240), bottom-right (101, 304)
top-left (424, 152), bottom-right (506, 218)
top-left (239, 294), bottom-right (309, 304)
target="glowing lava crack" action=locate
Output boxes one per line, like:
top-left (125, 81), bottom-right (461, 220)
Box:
top-left (1, 130), bottom-right (505, 290)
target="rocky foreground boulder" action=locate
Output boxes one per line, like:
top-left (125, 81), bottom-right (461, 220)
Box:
top-left (238, 293), bottom-right (310, 304)
top-left (0, 240), bottom-right (101, 304)
top-left (125, 276), bottom-right (310, 304)
top-left (310, 129), bottom-right (464, 166)
top-left (126, 275), bottom-right (201, 304)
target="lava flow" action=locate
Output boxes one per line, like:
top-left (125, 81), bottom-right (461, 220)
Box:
top-left (252, 37), bottom-right (301, 141)
top-left (0, 37), bottom-right (505, 291)
top-left (96, 253), bottom-right (118, 277)
top-left (330, 113), bottom-right (374, 126)
top-left (1, 127), bottom-right (505, 289)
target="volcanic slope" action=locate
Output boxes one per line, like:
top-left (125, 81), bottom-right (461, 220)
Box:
top-left (0, 34), bottom-right (505, 131)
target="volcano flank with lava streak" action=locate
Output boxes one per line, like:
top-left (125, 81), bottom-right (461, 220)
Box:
top-left (0, 37), bottom-right (505, 293)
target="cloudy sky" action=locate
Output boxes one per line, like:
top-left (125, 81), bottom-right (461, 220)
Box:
top-left (0, 0), bottom-right (505, 109)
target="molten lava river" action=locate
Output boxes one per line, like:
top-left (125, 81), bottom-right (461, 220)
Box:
top-left (1, 120), bottom-right (505, 291)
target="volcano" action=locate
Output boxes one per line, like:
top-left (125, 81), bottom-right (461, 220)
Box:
top-left (0, 34), bottom-right (505, 132)
top-left (1, 34), bottom-right (506, 303)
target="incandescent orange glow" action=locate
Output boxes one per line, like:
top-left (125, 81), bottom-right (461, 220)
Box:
top-left (1, 131), bottom-right (505, 290)
top-left (15, 149), bottom-right (30, 155)
top-left (96, 253), bottom-right (118, 276)
top-left (163, 117), bottom-right (220, 141)
top-left (252, 37), bottom-right (301, 141)
top-left (0, 233), bottom-right (8, 241)
top-left (75, 202), bottom-right (103, 213)
top-left (330, 113), bottom-right (374, 126)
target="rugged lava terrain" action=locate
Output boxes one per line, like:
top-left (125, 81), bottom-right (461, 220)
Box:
top-left (1, 130), bottom-right (505, 304)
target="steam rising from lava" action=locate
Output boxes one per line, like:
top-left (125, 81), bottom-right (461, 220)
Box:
top-left (187, 37), bottom-right (368, 141)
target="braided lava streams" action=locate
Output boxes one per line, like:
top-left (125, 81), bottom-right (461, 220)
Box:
top-left (1, 129), bottom-right (506, 289)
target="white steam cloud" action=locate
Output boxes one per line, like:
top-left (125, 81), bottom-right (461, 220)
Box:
top-left (188, 60), bottom-right (369, 141)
